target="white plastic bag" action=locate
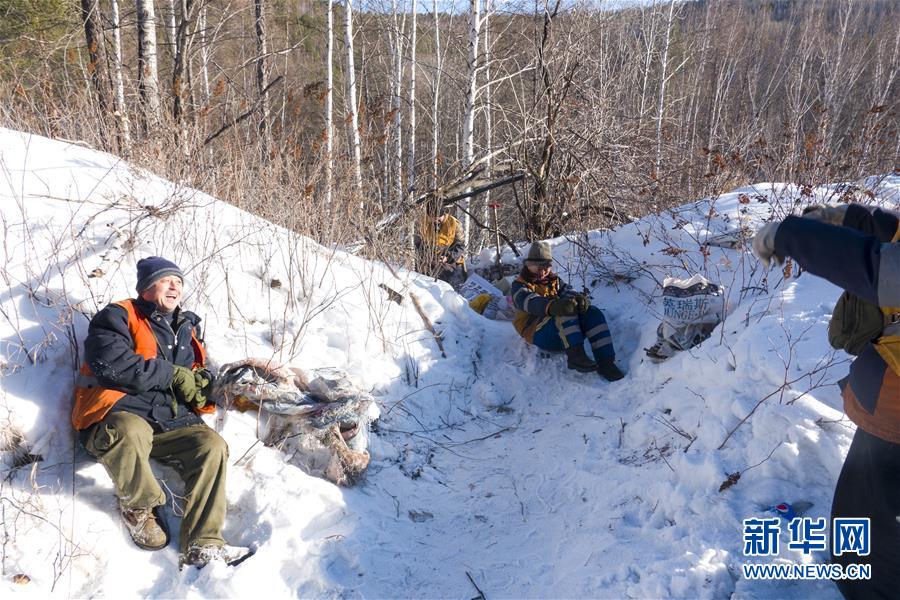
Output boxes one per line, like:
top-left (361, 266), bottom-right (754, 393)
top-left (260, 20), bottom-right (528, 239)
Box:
top-left (646, 274), bottom-right (726, 361)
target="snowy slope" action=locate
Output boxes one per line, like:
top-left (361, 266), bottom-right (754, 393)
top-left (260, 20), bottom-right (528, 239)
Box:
top-left (1, 128), bottom-right (898, 598)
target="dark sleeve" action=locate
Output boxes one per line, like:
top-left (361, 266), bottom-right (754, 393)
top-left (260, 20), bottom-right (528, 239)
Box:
top-left (84, 304), bottom-right (174, 394)
top-left (511, 280), bottom-right (553, 316)
top-left (445, 227), bottom-right (466, 261)
top-left (773, 216), bottom-right (900, 305)
top-left (842, 204), bottom-right (900, 242)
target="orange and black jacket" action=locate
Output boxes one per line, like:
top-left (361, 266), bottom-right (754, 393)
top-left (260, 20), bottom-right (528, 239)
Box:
top-left (72, 297), bottom-right (208, 432)
top-left (775, 204), bottom-right (900, 443)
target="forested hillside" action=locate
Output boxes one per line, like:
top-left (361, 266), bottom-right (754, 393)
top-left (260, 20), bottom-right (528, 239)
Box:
top-left (1, 0), bottom-right (897, 258)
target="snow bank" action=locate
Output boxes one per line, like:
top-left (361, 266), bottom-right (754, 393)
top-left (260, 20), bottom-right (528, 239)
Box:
top-left (1, 127), bottom-right (898, 598)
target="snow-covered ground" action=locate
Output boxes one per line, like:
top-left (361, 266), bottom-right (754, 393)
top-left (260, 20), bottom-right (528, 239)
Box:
top-left (1, 128), bottom-right (897, 598)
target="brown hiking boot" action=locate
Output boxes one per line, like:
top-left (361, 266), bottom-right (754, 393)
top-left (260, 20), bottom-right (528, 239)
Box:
top-left (597, 360), bottom-right (625, 382)
top-left (565, 345), bottom-right (598, 373)
top-left (120, 504), bottom-right (169, 551)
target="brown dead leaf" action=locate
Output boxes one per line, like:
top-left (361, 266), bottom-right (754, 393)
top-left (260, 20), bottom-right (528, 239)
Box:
top-left (718, 471), bottom-right (740, 492)
top-left (782, 258), bottom-right (793, 279)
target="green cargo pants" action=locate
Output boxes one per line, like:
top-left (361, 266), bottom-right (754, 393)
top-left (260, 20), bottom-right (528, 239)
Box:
top-left (83, 411), bottom-right (228, 552)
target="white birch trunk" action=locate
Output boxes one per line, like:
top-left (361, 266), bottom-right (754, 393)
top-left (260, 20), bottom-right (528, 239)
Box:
top-left (254, 0), bottom-right (270, 151)
top-left (344, 0), bottom-right (362, 191)
top-left (390, 0), bottom-right (405, 207)
top-left (198, 5), bottom-right (210, 102)
top-left (461, 0), bottom-right (480, 249)
top-left (430, 0), bottom-right (442, 190)
top-left (110, 0), bottom-right (131, 149)
top-left (480, 0), bottom-right (492, 252)
top-left (326, 0), bottom-right (334, 205)
top-left (393, 0), bottom-right (406, 204)
top-left (164, 0), bottom-right (177, 58)
top-left (637, 1), bottom-right (658, 136)
top-left (406, 0), bottom-right (417, 199)
top-left (655, 0), bottom-right (677, 172)
top-left (136, 0), bottom-right (161, 129)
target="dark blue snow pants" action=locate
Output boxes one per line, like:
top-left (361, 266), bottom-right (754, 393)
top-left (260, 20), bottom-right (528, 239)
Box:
top-left (531, 306), bottom-right (615, 362)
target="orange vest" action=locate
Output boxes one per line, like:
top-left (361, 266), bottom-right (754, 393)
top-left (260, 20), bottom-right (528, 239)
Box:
top-left (71, 299), bottom-right (212, 430)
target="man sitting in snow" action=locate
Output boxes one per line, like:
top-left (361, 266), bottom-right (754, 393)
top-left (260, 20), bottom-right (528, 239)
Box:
top-left (753, 203), bottom-right (900, 599)
top-left (72, 257), bottom-right (251, 568)
top-left (414, 203), bottom-right (466, 288)
top-left (510, 242), bottom-right (625, 381)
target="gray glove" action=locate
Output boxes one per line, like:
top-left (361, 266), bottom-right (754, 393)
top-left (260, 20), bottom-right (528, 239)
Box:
top-left (801, 203), bottom-right (848, 226)
top-left (752, 222), bottom-right (784, 269)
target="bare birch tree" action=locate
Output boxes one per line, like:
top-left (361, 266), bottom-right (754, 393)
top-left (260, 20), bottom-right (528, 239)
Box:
top-left (197, 4), bottom-right (211, 103)
top-left (255, 0), bottom-right (270, 153)
top-left (430, 0), bottom-right (444, 190)
top-left (172, 0), bottom-right (195, 127)
top-left (136, 0), bottom-right (162, 130)
top-left (637, 1), bottom-right (659, 137)
top-left (461, 0), bottom-right (481, 248)
top-left (479, 0), bottom-right (493, 252)
top-left (344, 0), bottom-right (362, 191)
top-left (389, 0), bottom-right (406, 208)
top-left (654, 0), bottom-right (677, 174)
top-left (406, 0), bottom-right (418, 199)
top-left (326, 0), bottom-right (334, 205)
top-left (164, 0), bottom-right (177, 60)
top-left (110, 0), bottom-right (131, 151)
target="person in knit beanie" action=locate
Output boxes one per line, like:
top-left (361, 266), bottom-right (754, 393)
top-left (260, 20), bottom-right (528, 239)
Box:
top-left (135, 256), bottom-right (184, 294)
top-left (509, 242), bottom-right (625, 381)
top-left (71, 256), bottom-right (251, 568)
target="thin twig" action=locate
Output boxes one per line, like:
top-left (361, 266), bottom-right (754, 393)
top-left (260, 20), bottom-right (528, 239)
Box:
top-left (409, 292), bottom-right (446, 358)
top-left (466, 571), bottom-right (487, 600)
top-left (718, 360), bottom-right (844, 450)
top-left (233, 439), bottom-right (263, 466)
top-left (448, 427), bottom-right (513, 447)
top-left (743, 441), bottom-right (785, 474)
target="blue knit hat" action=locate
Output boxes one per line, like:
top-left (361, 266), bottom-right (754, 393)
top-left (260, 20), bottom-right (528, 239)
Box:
top-left (136, 256), bottom-right (184, 292)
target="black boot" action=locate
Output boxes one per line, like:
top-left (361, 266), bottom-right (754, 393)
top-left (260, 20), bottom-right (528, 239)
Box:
top-left (566, 345), bottom-right (598, 373)
top-left (597, 359), bottom-right (625, 382)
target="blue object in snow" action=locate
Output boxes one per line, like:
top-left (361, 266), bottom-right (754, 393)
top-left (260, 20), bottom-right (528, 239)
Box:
top-left (768, 502), bottom-right (797, 521)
